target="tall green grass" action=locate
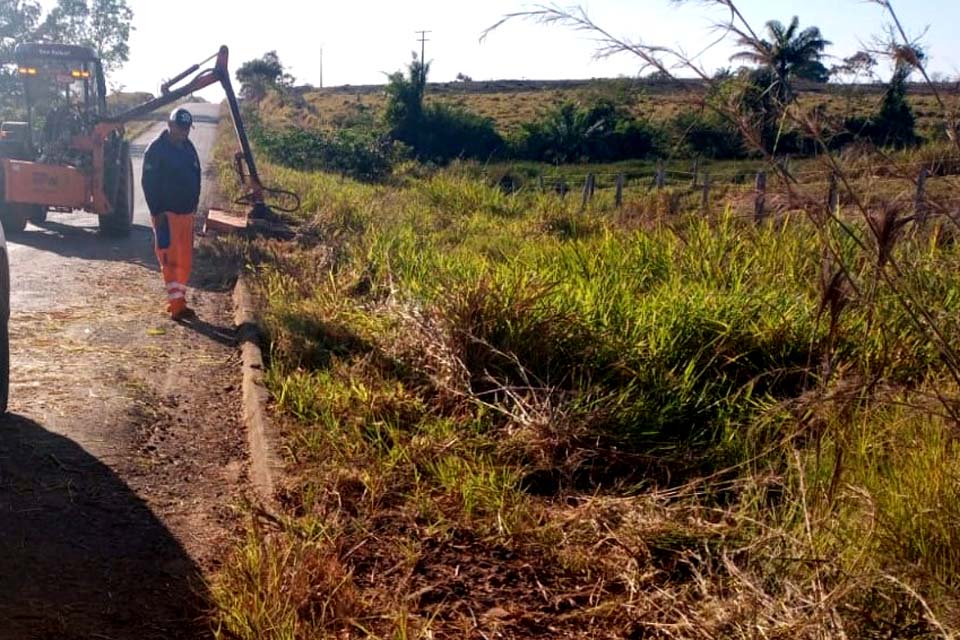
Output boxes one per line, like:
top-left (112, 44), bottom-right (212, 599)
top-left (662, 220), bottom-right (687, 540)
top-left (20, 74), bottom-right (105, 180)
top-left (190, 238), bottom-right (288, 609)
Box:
top-left (212, 139), bottom-right (960, 637)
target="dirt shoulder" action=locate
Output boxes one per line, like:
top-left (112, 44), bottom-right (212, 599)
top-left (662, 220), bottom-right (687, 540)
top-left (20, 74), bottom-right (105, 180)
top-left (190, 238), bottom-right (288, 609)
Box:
top-left (0, 106), bottom-right (247, 639)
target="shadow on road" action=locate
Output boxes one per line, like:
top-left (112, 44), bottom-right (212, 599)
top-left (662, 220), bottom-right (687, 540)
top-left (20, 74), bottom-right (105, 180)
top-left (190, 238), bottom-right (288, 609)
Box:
top-left (8, 220), bottom-right (159, 273)
top-left (0, 413), bottom-right (210, 639)
top-left (176, 314), bottom-right (237, 347)
top-left (9, 219), bottom-right (231, 294)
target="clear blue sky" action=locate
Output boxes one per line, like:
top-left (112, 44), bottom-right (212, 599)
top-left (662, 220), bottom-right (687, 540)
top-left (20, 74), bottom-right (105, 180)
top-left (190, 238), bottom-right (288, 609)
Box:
top-left (42, 0), bottom-right (960, 94)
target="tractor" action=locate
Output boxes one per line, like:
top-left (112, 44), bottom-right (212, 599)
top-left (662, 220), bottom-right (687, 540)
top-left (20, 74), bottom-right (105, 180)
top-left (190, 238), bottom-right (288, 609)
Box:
top-left (0, 43), bottom-right (296, 414)
top-left (0, 43), bottom-right (290, 238)
top-left (0, 43), bottom-right (131, 235)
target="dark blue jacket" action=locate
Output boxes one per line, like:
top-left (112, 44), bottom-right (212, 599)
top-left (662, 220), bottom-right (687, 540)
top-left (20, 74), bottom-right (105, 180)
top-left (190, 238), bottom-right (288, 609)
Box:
top-left (141, 130), bottom-right (201, 216)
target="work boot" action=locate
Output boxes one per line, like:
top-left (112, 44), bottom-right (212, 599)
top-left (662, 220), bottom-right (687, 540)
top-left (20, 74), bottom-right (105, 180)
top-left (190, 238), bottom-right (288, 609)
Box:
top-left (171, 306), bottom-right (197, 321)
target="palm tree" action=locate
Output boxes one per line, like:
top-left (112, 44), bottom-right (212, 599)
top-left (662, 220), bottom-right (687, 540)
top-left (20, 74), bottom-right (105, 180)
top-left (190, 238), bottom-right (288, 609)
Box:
top-left (731, 16), bottom-right (831, 103)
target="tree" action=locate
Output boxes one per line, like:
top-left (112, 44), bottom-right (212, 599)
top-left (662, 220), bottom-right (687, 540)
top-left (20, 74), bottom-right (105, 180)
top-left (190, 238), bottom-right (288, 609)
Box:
top-left (384, 54), bottom-right (503, 162)
top-left (869, 46), bottom-right (922, 147)
top-left (236, 51), bottom-right (294, 102)
top-left (383, 53), bottom-right (427, 147)
top-left (874, 68), bottom-right (918, 146)
top-left (39, 0), bottom-right (134, 73)
top-left (730, 16), bottom-right (831, 103)
top-left (0, 0), bottom-right (41, 61)
top-left (0, 0), bottom-right (42, 117)
top-left (839, 43), bottom-right (922, 149)
top-left (725, 17), bottom-right (830, 153)
top-left (831, 51), bottom-right (878, 83)
top-left (647, 69), bottom-right (672, 83)
top-left (712, 67), bottom-right (734, 81)
top-left (929, 71), bottom-right (950, 84)
top-left (0, 0), bottom-right (132, 116)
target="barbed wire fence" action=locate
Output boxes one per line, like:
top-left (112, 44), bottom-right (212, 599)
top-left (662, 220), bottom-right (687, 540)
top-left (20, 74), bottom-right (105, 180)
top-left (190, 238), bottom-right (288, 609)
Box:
top-left (485, 156), bottom-right (960, 225)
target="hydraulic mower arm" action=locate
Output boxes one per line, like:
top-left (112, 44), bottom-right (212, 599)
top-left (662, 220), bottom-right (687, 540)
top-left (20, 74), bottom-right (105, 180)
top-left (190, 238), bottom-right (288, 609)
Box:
top-left (105, 45), bottom-right (298, 220)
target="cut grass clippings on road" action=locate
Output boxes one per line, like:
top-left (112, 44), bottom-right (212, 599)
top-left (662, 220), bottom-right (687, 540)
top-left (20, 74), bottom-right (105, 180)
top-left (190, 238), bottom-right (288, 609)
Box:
top-left (207, 109), bottom-right (960, 638)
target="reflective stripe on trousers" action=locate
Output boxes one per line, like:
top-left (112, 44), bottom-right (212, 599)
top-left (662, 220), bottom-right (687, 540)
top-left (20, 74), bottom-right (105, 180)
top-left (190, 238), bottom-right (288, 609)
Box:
top-left (153, 212), bottom-right (195, 315)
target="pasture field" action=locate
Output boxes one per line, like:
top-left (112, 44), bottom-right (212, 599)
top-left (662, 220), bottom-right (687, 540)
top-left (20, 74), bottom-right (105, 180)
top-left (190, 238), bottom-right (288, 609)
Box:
top-left (264, 78), bottom-right (959, 140)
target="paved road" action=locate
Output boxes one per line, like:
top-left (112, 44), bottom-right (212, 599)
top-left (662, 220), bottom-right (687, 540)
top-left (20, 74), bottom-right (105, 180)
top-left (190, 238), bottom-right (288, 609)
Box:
top-left (0, 103), bottom-right (246, 639)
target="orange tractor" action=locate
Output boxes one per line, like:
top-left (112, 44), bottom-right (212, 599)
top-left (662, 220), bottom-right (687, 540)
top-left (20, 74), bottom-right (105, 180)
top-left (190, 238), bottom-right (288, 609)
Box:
top-left (0, 43), bottom-right (288, 236)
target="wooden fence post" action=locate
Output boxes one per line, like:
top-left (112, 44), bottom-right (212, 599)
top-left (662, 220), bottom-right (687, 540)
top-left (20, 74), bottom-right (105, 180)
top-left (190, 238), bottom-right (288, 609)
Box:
top-left (615, 173), bottom-right (624, 208)
top-left (655, 160), bottom-right (666, 189)
top-left (701, 172), bottom-right (711, 214)
top-left (916, 167), bottom-right (929, 223)
top-left (558, 179), bottom-right (568, 200)
top-left (581, 174), bottom-right (595, 210)
top-left (691, 158), bottom-right (700, 188)
top-left (828, 172), bottom-right (839, 215)
top-left (538, 175), bottom-right (545, 193)
top-left (755, 171), bottom-right (767, 222)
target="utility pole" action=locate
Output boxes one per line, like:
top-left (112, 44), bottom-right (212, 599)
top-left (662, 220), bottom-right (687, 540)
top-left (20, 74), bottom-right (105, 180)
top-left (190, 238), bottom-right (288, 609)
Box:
top-left (319, 46), bottom-right (323, 89)
top-left (415, 30), bottom-right (431, 85)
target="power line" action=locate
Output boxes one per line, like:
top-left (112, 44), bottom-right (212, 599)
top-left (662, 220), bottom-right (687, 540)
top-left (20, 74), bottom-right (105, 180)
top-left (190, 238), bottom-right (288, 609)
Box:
top-left (415, 30), bottom-right (431, 86)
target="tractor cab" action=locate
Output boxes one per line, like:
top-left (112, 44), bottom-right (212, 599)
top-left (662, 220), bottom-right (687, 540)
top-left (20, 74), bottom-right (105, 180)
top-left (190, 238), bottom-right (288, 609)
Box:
top-left (0, 43), bottom-right (120, 234)
top-left (10, 43), bottom-right (107, 161)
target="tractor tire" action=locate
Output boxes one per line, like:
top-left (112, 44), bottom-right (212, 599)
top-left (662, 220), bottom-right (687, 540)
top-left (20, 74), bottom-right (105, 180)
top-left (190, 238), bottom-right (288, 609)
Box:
top-left (28, 205), bottom-right (47, 226)
top-left (99, 142), bottom-right (134, 238)
top-left (0, 208), bottom-right (27, 235)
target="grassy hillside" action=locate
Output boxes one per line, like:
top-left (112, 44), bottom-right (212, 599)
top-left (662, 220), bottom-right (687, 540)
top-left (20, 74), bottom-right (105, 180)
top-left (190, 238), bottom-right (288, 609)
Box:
top-left (207, 98), bottom-right (960, 637)
top-left (272, 78), bottom-right (959, 141)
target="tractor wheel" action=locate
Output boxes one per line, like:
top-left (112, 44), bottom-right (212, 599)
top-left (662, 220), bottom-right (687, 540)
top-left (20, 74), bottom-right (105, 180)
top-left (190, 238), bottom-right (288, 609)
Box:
top-left (99, 142), bottom-right (134, 238)
top-left (28, 205), bottom-right (47, 225)
top-left (0, 207), bottom-right (27, 235)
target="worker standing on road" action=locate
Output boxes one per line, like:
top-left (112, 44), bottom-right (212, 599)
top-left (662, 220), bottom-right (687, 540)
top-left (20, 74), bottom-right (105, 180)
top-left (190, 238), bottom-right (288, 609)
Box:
top-left (142, 108), bottom-right (202, 320)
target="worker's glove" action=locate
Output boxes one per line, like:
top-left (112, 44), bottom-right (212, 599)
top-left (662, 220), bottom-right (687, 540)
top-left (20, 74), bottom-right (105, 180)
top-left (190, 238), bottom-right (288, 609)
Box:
top-left (152, 212), bottom-right (170, 250)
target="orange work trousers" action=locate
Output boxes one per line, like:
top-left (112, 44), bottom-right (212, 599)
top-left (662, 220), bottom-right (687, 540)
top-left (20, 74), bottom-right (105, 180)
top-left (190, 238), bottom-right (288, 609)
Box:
top-left (152, 212), bottom-right (195, 315)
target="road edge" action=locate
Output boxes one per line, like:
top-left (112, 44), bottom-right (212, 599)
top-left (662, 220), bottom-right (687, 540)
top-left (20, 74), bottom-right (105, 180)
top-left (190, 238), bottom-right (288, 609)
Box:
top-left (233, 274), bottom-right (281, 507)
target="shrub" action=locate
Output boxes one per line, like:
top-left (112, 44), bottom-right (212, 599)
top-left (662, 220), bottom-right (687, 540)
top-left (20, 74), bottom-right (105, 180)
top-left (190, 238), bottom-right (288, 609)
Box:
top-left (841, 72), bottom-right (921, 149)
top-left (831, 63), bottom-right (921, 150)
top-left (330, 102), bottom-right (377, 130)
top-left (671, 110), bottom-right (747, 159)
top-left (254, 124), bottom-right (397, 182)
top-left (515, 99), bottom-right (661, 163)
top-left (416, 104), bottom-right (505, 163)
top-left (870, 63), bottom-right (922, 148)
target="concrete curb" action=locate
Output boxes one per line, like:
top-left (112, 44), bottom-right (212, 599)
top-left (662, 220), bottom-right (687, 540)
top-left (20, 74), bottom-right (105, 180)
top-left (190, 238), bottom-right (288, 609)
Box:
top-left (233, 274), bottom-right (281, 507)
